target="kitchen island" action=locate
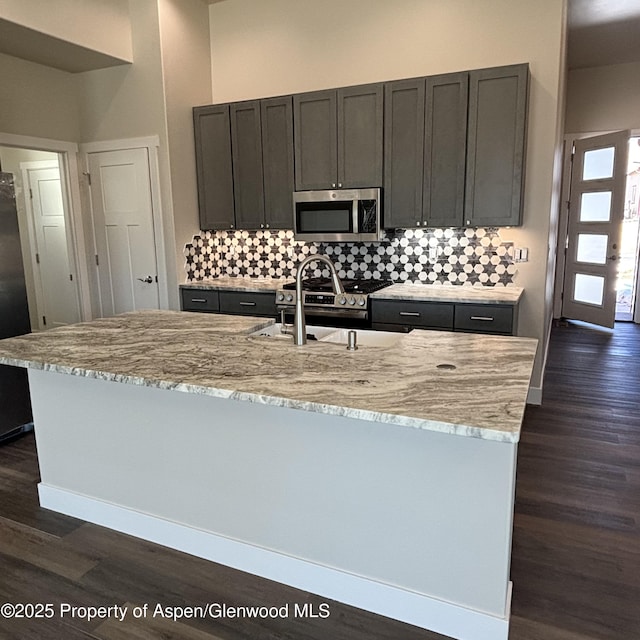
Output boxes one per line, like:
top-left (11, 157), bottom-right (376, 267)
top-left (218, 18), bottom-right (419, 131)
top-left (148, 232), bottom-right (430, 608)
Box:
top-left (0, 311), bottom-right (537, 640)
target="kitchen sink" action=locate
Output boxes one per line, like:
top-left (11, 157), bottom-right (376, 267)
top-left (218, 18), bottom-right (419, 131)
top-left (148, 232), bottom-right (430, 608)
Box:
top-left (248, 323), bottom-right (337, 341)
top-left (318, 328), bottom-right (403, 348)
top-left (249, 324), bottom-right (403, 348)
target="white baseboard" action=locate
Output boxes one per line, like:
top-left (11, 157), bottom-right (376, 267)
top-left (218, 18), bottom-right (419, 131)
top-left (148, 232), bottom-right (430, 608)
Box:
top-left (38, 483), bottom-right (510, 640)
top-left (527, 385), bottom-right (543, 405)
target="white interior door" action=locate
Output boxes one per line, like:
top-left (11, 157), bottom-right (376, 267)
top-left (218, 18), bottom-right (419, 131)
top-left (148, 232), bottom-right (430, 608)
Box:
top-left (562, 131), bottom-right (629, 328)
top-left (23, 163), bottom-right (81, 329)
top-left (88, 148), bottom-right (160, 317)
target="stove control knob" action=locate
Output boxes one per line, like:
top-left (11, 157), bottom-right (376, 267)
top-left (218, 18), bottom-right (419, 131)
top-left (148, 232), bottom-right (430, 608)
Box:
top-left (348, 297), bottom-right (356, 305)
top-left (338, 296), bottom-right (347, 305)
top-left (277, 293), bottom-right (285, 302)
top-left (358, 298), bottom-right (366, 306)
top-left (286, 294), bottom-right (293, 302)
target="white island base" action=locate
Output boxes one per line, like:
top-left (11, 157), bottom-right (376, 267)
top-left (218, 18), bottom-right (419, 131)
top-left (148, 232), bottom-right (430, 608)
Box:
top-left (30, 368), bottom-right (516, 640)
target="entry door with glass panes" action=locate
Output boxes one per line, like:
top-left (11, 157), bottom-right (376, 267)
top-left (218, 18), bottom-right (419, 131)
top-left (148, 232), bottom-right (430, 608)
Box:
top-left (562, 131), bottom-right (629, 328)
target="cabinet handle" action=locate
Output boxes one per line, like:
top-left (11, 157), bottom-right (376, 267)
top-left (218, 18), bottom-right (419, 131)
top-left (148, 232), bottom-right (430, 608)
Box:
top-left (239, 301), bottom-right (257, 306)
top-left (399, 311), bottom-right (421, 317)
top-left (338, 183), bottom-right (342, 188)
top-left (191, 298), bottom-right (207, 303)
top-left (332, 183), bottom-right (337, 188)
top-left (265, 224), bottom-right (270, 229)
top-left (470, 316), bottom-right (494, 322)
top-left (416, 221), bottom-right (421, 226)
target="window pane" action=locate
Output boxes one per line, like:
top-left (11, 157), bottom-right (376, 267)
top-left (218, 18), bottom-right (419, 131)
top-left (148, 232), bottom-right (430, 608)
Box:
top-left (576, 234), bottom-right (608, 264)
top-left (574, 273), bottom-right (605, 306)
top-left (583, 146), bottom-right (615, 180)
top-left (580, 191), bottom-right (612, 222)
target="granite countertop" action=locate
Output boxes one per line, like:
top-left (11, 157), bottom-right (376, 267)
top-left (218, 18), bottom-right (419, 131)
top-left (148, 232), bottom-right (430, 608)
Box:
top-left (181, 276), bottom-right (291, 292)
top-left (0, 311), bottom-right (537, 444)
top-left (370, 283), bottom-right (524, 305)
top-left (183, 278), bottom-right (523, 305)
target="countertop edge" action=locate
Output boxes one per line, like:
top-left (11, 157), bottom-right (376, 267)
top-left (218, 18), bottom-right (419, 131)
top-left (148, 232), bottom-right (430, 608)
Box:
top-left (4, 355), bottom-right (521, 443)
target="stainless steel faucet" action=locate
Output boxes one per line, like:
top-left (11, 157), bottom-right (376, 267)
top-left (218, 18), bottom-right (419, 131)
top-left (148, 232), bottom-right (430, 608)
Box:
top-left (294, 255), bottom-right (344, 345)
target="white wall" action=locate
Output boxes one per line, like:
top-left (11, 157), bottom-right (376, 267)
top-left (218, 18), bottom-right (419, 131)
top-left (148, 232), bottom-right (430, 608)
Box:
top-left (0, 0), bottom-right (132, 61)
top-left (158, 0), bottom-right (212, 292)
top-left (0, 52), bottom-right (80, 141)
top-left (565, 61), bottom-right (640, 134)
top-left (209, 0), bottom-right (568, 395)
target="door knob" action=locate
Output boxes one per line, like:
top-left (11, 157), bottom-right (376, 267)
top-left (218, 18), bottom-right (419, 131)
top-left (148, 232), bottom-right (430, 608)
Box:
top-left (137, 276), bottom-right (154, 283)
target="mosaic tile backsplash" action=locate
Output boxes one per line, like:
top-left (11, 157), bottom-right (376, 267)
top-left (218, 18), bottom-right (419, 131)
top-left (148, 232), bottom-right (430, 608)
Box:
top-left (184, 228), bottom-right (517, 286)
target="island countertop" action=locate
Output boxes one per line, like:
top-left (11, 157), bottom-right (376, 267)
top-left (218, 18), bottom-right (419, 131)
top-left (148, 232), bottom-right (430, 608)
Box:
top-left (0, 310), bottom-right (537, 443)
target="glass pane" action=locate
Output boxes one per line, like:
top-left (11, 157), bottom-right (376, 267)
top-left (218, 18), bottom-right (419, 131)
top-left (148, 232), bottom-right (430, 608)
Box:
top-left (576, 234), bottom-right (608, 264)
top-left (574, 273), bottom-right (605, 306)
top-left (580, 191), bottom-right (612, 222)
top-left (583, 146), bottom-right (615, 180)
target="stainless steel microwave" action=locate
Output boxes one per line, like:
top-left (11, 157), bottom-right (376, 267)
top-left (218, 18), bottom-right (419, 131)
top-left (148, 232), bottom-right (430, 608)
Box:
top-left (293, 188), bottom-right (382, 242)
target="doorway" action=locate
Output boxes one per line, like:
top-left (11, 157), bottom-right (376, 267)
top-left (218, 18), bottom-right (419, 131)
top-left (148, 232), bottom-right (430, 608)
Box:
top-left (555, 130), bottom-right (640, 329)
top-left (616, 136), bottom-right (640, 321)
top-left (0, 146), bottom-right (82, 331)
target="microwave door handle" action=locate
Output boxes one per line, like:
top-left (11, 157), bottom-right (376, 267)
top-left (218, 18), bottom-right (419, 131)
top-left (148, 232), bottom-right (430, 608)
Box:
top-left (352, 199), bottom-right (358, 235)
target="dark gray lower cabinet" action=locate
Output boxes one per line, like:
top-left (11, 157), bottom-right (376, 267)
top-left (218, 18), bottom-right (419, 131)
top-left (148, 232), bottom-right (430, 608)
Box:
top-left (371, 299), bottom-right (516, 335)
top-left (371, 299), bottom-right (454, 332)
top-left (464, 64), bottom-right (529, 227)
top-left (219, 291), bottom-right (277, 317)
top-left (454, 304), bottom-right (515, 335)
top-left (181, 288), bottom-right (277, 318)
top-left (181, 288), bottom-right (220, 313)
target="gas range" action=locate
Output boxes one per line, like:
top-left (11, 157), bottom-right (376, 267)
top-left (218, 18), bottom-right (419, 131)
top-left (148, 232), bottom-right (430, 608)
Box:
top-left (275, 277), bottom-right (391, 325)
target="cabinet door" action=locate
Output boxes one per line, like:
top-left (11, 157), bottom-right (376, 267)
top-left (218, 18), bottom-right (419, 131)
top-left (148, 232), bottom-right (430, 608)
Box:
top-left (337, 83), bottom-right (383, 188)
top-left (261, 96), bottom-right (295, 229)
top-left (383, 79), bottom-right (425, 229)
top-left (231, 101), bottom-right (265, 230)
top-left (465, 64), bottom-right (529, 227)
top-left (423, 72), bottom-right (468, 227)
top-left (293, 90), bottom-right (337, 190)
top-left (193, 105), bottom-right (235, 230)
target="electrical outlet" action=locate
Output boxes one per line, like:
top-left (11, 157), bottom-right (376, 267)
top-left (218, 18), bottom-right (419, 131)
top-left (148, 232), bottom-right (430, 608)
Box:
top-left (428, 247), bottom-right (438, 261)
top-left (514, 247), bottom-right (529, 263)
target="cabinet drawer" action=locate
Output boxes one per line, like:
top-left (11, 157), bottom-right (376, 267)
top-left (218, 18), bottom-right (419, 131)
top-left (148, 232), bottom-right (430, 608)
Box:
top-left (218, 291), bottom-right (277, 317)
top-left (454, 304), bottom-right (513, 335)
top-left (371, 300), bottom-right (454, 329)
top-left (181, 288), bottom-right (219, 313)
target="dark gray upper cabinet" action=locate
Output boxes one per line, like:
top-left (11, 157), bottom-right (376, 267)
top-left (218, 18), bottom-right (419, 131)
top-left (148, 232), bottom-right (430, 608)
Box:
top-left (423, 72), bottom-right (469, 227)
top-left (383, 79), bottom-right (425, 229)
top-left (230, 101), bottom-right (265, 230)
top-left (294, 84), bottom-right (383, 191)
top-left (337, 84), bottom-right (383, 188)
top-left (195, 98), bottom-right (294, 231)
top-left (465, 64), bottom-right (529, 227)
top-left (261, 96), bottom-right (295, 229)
top-left (293, 90), bottom-right (337, 190)
top-left (193, 104), bottom-right (235, 230)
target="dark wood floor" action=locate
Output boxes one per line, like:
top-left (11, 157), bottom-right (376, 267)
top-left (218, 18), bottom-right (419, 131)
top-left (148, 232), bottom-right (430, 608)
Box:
top-left (0, 320), bottom-right (639, 639)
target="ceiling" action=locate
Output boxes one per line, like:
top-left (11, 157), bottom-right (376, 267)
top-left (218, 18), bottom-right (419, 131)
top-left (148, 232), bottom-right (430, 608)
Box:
top-left (568, 0), bottom-right (640, 69)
